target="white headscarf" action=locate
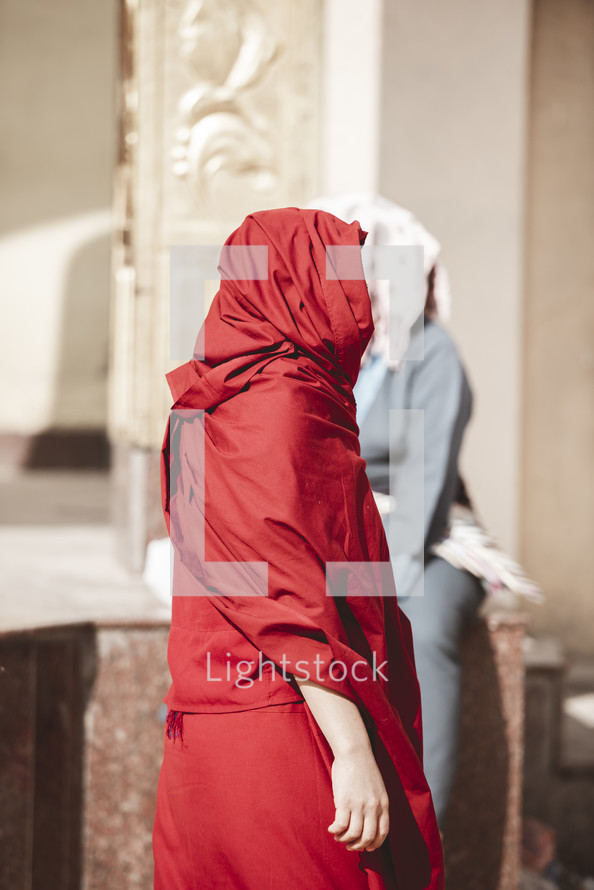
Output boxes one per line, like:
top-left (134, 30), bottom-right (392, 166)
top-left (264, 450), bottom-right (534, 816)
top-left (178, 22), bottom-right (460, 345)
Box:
top-left (308, 192), bottom-right (451, 367)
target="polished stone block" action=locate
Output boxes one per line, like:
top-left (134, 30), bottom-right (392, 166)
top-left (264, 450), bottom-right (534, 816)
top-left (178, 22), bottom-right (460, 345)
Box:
top-left (0, 626), bottom-right (95, 890)
top-left (1, 612), bottom-right (526, 889)
top-left (444, 611), bottom-right (527, 890)
top-left (0, 621), bottom-right (170, 890)
top-left (81, 624), bottom-right (171, 890)
top-left (0, 639), bottom-right (36, 890)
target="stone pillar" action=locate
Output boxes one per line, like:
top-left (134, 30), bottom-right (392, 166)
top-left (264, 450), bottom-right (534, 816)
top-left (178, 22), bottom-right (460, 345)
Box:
top-left (443, 611), bottom-right (528, 890)
top-left (109, 0), bottom-right (322, 570)
top-left (521, 0), bottom-right (594, 655)
top-left (319, 0), bottom-right (383, 194)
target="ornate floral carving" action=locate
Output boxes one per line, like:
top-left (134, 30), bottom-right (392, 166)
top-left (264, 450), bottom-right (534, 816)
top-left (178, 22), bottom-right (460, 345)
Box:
top-left (171, 0), bottom-right (281, 201)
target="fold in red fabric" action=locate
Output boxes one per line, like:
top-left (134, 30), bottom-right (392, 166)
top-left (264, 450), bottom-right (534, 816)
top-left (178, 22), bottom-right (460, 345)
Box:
top-left (160, 207), bottom-right (444, 890)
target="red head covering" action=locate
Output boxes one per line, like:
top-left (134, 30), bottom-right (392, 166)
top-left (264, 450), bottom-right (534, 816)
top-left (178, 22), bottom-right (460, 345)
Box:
top-left (167, 207), bottom-right (372, 409)
top-left (161, 207), bottom-right (444, 890)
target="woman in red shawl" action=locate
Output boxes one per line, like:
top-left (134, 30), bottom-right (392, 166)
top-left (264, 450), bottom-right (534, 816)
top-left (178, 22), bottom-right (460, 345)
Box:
top-left (153, 207), bottom-right (444, 890)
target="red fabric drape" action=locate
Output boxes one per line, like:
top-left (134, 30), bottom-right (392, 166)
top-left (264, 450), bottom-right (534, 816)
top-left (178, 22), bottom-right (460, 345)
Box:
top-left (160, 207), bottom-right (444, 889)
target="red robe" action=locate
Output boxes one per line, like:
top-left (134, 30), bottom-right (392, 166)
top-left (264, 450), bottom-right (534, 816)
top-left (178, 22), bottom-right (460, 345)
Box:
top-left (159, 207), bottom-right (444, 889)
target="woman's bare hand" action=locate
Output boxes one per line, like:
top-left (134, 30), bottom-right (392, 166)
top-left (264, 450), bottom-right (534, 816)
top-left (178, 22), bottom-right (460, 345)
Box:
top-left (328, 745), bottom-right (390, 852)
top-left (292, 677), bottom-right (390, 852)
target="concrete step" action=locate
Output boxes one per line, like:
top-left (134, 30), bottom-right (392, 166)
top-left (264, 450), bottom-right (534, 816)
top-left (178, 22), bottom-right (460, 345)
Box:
top-left (523, 637), bottom-right (594, 774)
top-left (559, 660), bottom-right (594, 773)
top-left (523, 638), bottom-right (594, 877)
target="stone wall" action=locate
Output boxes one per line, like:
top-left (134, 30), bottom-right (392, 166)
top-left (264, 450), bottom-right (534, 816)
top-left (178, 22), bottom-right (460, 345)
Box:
top-left (0, 612), bottom-right (526, 889)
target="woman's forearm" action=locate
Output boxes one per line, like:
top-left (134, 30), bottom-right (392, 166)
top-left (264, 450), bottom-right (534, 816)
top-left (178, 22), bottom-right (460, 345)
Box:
top-left (294, 677), bottom-right (390, 852)
top-left (294, 678), bottom-right (372, 757)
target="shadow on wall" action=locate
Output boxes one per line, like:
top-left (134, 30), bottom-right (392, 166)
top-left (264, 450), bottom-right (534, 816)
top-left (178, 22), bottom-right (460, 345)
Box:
top-left (0, 0), bottom-right (118, 470)
top-left (27, 229), bottom-right (112, 469)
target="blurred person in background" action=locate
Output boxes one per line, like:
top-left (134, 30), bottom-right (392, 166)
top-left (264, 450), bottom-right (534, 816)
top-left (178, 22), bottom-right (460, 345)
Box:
top-left (521, 817), bottom-right (594, 890)
top-left (311, 193), bottom-right (542, 830)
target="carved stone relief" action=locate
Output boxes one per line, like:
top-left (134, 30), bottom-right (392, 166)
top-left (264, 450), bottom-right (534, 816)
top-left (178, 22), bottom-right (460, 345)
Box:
top-left (164, 0), bottom-right (320, 229)
top-left (171, 0), bottom-right (281, 204)
top-left (111, 0), bottom-right (321, 451)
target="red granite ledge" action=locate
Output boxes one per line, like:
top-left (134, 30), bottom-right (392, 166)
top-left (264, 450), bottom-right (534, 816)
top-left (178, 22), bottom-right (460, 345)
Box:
top-left (88, 616), bottom-right (170, 630)
top-left (1, 610), bottom-right (524, 641)
top-left (0, 616), bottom-right (171, 640)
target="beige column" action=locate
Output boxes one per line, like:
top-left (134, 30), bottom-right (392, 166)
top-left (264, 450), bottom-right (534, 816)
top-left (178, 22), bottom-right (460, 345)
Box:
top-left (320, 0), bottom-right (383, 194)
top-left (521, 0), bottom-right (594, 655)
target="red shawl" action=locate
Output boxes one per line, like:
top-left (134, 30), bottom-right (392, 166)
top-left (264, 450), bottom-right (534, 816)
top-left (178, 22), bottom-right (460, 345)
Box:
top-left (161, 207), bottom-right (444, 890)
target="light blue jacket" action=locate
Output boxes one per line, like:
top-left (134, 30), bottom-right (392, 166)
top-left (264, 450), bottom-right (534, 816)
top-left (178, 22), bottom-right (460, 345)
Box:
top-left (355, 318), bottom-right (473, 597)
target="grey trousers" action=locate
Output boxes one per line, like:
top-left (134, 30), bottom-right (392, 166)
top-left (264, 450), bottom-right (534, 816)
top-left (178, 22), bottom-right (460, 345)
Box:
top-left (398, 554), bottom-right (486, 827)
